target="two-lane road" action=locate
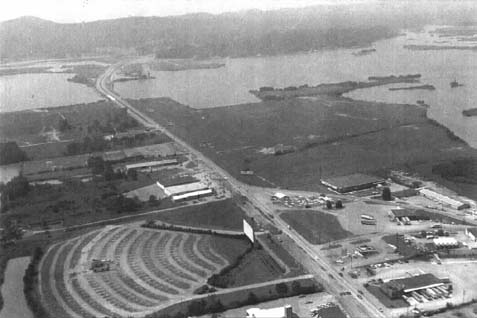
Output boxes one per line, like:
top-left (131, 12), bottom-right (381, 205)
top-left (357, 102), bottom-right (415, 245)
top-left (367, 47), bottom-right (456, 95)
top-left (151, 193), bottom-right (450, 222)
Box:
top-left (95, 62), bottom-right (386, 318)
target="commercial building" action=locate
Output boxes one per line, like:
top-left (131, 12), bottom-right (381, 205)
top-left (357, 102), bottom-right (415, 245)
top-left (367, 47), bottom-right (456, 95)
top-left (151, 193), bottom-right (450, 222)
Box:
top-left (433, 237), bottom-right (459, 248)
top-left (156, 178), bottom-right (213, 202)
top-left (124, 159), bottom-right (178, 172)
top-left (271, 192), bottom-right (290, 201)
top-left (465, 228), bottom-right (477, 241)
top-left (246, 305), bottom-right (293, 318)
top-left (389, 209), bottom-right (431, 222)
top-left (380, 273), bottom-right (450, 299)
top-left (160, 181), bottom-right (209, 197)
top-left (321, 173), bottom-right (385, 193)
top-left (171, 189), bottom-right (214, 202)
top-left (419, 189), bottom-right (469, 210)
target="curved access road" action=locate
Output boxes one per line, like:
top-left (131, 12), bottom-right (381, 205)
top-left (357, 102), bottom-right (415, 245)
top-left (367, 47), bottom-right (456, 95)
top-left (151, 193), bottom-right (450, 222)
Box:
top-left (95, 61), bottom-right (386, 318)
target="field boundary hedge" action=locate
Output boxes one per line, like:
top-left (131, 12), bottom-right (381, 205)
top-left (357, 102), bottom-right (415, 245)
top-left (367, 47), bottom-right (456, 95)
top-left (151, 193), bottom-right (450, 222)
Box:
top-left (23, 247), bottom-right (49, 318)
top-left (142, 221), bottom-right (246, 239)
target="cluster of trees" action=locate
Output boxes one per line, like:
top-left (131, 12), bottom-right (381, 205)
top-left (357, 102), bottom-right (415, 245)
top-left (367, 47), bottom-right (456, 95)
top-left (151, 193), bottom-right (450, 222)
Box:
top-left (432, 159), bottom-right (477, 184)
top-left (382, 187), bottom-right (392, 201)
top-left (325, 199), bottom-right (343, 209)
top-left (23, 247), bottom-right (49, 318)
top-left (142, 221), bottom-right (246, 239)
top-left (57, 117), bottom-right (72, 132)
top-left (66, 135), bottom-right (108, 156)
top-left (0, 141), bottom-right (28, 165)
top-left (105, 194), bottom-right (141, 214)
top-left (207, 243), bottom-right (254, 288)
top-left (0, 175), bottom-right (30, 211)
top-left (87, 156), bottom-right (139, 182)
top-left (0, 219), bottom-right (24, 244)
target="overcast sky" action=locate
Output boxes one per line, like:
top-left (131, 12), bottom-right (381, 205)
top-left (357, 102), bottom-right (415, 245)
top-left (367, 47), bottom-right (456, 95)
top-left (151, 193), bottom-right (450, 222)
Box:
top-left (0, 0), bottom-right (375, 23)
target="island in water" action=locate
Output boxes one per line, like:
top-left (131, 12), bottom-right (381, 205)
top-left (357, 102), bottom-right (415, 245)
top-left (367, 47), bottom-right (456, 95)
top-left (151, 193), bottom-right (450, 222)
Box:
top-left (404, 44), bottom-right (477, 51)
top-left (250, 74), bottom-right (422, 100)
top-left (462, 108), bottom-right (477, 117)
top-left (389, 84), bottom-right (436, 91)
top-left (352, 48), bottom-right (376, 56)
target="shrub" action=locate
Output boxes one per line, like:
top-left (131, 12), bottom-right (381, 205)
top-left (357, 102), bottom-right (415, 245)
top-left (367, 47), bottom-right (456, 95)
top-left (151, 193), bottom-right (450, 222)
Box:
top-left (335, 200), bottom-right (343, 209)
top-left (275, 282), bottom-right (288, 295)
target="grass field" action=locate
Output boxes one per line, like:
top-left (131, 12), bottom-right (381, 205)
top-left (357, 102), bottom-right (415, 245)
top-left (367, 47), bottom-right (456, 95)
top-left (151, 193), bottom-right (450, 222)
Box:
top-left (258, 233), bottom-right (306, 275)
top-left (155, 199), bottom-right (247, 231)
top-left (208, 247), bottom-right (285, 288)
top-left (280, 210), bottom-right (352, 244)
top-left (130, 97), bottom-right (477, 193)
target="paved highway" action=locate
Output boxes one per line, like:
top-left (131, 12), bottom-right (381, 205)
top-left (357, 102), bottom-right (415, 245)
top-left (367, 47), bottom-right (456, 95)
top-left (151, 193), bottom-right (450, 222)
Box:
top-left (96, 62), bottom-right (386, 318)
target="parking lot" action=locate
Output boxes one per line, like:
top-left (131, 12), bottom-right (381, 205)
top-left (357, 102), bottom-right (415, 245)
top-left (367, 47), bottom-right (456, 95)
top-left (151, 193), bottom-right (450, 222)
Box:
top-left (356, 259), bottom-right (477, 317)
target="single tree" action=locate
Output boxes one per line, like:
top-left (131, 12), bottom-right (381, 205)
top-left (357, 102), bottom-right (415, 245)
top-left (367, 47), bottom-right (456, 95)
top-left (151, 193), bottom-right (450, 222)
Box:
top-left (335, 200), bottom-right (343, 209)
top-left (382, 187), bottom-right (392, 201)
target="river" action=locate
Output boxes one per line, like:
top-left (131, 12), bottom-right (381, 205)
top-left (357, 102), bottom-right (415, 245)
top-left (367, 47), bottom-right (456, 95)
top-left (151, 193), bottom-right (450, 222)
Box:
top-left (0, 257), bottom-right (33, 318)
top-left (114, 25), bottom-right (477, 148)
top-left (0, 72), bottom-right (102, 113)
top-left (0, 26), bottom-right (475, 147)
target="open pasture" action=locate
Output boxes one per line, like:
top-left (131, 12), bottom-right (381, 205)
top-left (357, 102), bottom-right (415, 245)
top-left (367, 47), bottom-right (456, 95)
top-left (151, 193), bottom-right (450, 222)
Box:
top-left (130, 97), bottom-right (477, 192)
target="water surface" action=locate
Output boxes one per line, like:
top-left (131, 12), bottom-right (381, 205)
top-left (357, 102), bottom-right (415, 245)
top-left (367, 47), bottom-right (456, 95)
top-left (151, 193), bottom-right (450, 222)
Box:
top-left (0, 257), bottom-right (33, 318)
top-left (0, 73), bottom-right (102, 113)
top-left (115, 26), bottom-right (477, 148)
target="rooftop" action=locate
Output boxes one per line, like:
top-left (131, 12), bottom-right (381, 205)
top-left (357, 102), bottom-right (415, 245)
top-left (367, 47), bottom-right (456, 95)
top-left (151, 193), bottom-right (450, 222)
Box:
top-left (158, 175), bottom-right (198, 187)
top-left (383, 273), bottom-right (444, 293)
top-left (433, 237), bottom-right (458, 246)
top-left (391, 208), bottom-right (430, 219)
top-left (163, 181), bottom-right (209, 196)
top-left (419, 188), bottom-right (466, 207)
top-left (125, 159), bottom-right (178, 170)
top-left (321, 173), bottom-right (384, 189)
top-left (246, 306), bottom-right (287, 318)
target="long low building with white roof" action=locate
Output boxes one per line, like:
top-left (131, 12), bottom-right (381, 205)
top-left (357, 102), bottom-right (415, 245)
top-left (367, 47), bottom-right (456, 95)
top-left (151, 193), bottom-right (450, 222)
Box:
top-left (156, 178), bottom-right (214, 202)
top-left (419, 188), bottom-right (469, 210)
top-left (171, 189), bottom-right (214, 202)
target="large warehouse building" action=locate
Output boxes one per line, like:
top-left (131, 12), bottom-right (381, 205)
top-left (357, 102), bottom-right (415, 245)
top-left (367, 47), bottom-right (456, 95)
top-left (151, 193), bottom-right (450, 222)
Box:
top-left (321, 173), bottom-right (385, 193)
top-left (156, 176), bottom-right (213, 202)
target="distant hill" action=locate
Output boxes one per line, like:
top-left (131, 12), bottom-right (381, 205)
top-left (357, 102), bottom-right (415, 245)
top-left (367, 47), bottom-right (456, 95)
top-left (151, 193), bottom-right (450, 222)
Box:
top-left (1, 3), bottom-right (476, 61)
